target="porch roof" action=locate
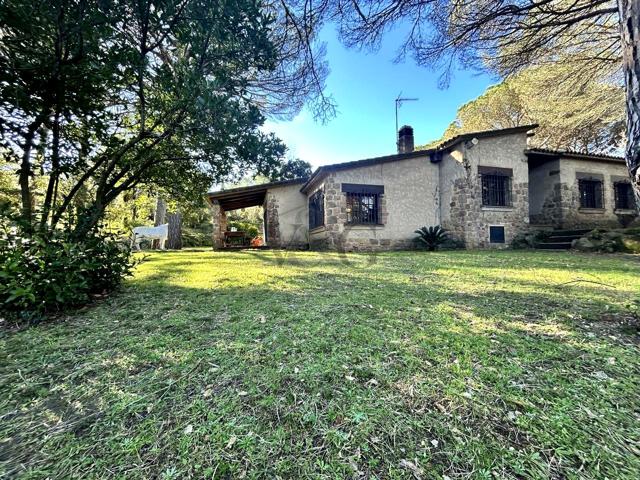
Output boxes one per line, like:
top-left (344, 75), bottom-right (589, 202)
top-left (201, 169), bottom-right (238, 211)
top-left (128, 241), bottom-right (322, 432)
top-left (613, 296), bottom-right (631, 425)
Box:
top-left (525, 148), bottom-right (626, 165)
top-left (206, 178), bottom-right (308, 211)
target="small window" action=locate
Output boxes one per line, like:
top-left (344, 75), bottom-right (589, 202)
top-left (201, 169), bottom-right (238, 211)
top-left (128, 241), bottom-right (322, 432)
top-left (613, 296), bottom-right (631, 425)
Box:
top-left (342, 184), bottom-right (384, 225)
top-left (481, 172), bottom-right (512, 207)
top-left (579, 179), bottom-right (603, 209)
top-left (614, 182), bottom-right (635, 210)
top-left (489, 226), bottom-right (505, 244)
top-left (346, 192), bottom-right (380, 224)
top-left (309, 189), bottom-right (324, 229)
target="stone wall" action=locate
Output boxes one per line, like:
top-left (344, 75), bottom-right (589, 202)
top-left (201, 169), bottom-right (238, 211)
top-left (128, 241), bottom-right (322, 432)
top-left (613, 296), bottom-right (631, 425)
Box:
top-left (309, 154), bottom-right (439, 251)
top-left (439, 132), bottom-right (531, 248)
top-left (264, 183), bottom-right (308, 249)
top-left (210, 200), bottom-right (227, 249)
top-left (528, 159), bottom-right (561, 225)
top-left (263, 192), bottom-right (281, 247)
top-left (530, 157), bottom-right (639, 229)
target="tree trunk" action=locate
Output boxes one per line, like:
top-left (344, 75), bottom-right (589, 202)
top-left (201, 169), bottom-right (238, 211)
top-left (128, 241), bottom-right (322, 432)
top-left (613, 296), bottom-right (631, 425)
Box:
top-left (18, 126), bottom-right (38, 233)
top-left (618, 0), bottom-right (640, 202)
top-left (167, 211), bottom-right (182, 249)
top-left (152, 197), bottom-right (166, 249)
top-left (72, 200), bottom-right (105, 239)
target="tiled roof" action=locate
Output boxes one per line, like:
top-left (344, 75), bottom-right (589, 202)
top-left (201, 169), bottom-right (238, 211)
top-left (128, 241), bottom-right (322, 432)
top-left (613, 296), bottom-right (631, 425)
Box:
top-left (526, 148), bottom-right (625, 163)
top-left (300, 125), bottom-right (539, 192)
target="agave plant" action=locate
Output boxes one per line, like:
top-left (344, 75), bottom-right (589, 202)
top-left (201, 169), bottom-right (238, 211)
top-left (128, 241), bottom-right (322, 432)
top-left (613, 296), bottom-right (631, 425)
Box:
top-left (415, 225), bottom-right (448, 251)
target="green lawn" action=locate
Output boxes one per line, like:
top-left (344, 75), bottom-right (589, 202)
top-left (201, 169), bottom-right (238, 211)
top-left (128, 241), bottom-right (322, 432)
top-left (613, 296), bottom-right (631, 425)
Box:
top-left (1, 250), bottom-right (639, 479)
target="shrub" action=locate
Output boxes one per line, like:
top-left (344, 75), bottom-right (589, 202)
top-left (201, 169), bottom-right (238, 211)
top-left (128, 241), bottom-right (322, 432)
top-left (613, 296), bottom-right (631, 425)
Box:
top-left (415, 225), bottom-right (448, 251)
top-left (572, 228), bottom-right (640, 253)
top-left (182, 227), bottom-right (213, 247)
top-left (227, 220), bottom-right (260, 239)
top-left (511, 230), bottom-right (550, 249)
top-left (0, 229), bottom-right (135, 323)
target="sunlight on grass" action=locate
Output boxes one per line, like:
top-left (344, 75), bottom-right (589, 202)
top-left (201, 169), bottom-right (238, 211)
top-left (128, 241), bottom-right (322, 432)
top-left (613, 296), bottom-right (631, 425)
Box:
top-left (1, 249), bottom-right (639, 479)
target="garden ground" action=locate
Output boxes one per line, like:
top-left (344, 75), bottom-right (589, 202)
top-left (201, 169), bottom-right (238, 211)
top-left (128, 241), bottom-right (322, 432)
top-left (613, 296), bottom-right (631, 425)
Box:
top-left (1, 249), bottom-right (639, 479)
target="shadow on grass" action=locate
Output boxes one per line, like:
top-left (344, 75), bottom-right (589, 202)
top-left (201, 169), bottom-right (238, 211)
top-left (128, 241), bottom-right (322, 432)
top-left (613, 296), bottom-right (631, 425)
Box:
top-left (1, 251), bottom-right (639, 479)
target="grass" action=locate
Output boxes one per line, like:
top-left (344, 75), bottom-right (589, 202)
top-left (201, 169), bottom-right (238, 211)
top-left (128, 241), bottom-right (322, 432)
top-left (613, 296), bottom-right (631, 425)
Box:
top-left (1, 249), bottom-right (639, 479)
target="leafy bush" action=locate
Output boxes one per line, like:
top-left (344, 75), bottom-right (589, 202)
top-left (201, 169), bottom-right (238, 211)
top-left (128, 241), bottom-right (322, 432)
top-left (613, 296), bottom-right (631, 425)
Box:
top-left (0, 229), bottom-right (135, 323)
top-left (511, 230), bottom-right (550, 249)
top-left (227, 220), bottom-right (260, 239)
top-left (182, 227), bottom-right (213, 247)
top-left (415, 225), bottom-right (448, 251)
top-left (572, 228), bottom-right (640, 253)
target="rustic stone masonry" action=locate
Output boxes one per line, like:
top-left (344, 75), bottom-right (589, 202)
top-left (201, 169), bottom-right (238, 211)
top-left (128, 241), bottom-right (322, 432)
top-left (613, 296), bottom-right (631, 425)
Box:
top-left (308, 173), bottom-right (412, 251)
top-left (558, 181), bottom-right (632, 229)
top-left (264, 192), bottom-right (281, 248)
top-left (532, 181), bottom-right (638, 229)
top-left (210, 200), bottom-right (227, 249)
top-left (530, 183), bottom-right (565, 226)
top-left (443, 174), bottom-right (530, 248)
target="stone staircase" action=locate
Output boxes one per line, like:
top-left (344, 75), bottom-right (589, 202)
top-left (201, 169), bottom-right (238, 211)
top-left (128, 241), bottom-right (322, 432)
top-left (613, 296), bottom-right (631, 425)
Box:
top-left (536, 229), bottom-right (591, 250)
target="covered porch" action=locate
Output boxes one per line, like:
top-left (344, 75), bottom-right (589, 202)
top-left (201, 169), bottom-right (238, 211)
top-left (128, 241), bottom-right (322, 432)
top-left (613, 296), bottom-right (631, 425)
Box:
top-left (206, 179), bottom-right (305, 249)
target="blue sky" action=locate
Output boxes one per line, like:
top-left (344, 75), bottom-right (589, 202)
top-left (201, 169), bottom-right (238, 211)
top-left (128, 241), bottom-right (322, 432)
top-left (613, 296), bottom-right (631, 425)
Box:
top-left (263, 24), bottom-right (497, 168)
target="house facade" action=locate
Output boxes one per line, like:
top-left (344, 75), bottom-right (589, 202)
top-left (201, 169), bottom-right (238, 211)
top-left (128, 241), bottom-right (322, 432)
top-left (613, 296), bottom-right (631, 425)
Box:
top-left (207, 125), bottom-right (638, 250)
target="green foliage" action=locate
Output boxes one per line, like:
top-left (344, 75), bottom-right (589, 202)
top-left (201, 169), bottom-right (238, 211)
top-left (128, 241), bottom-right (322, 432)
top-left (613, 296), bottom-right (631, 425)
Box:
top-left (181, 226), bottom-right (213, 248)
top-left (573, 228), bottom-right (640, 254)
top-left (2, 0), bottom-right (324, 236)
top-left (414, 225), bottom-right (448, 251)
top-left (227, 220), bottom-right (260, 239)
top-left (268, 158), bottom-right (313, 181)
top-left (511, 230), bottom-right (551, 249)
top-left (0, 229), bottom-right (135, 323)
top-left (420, 64), bottom-right (625, 154)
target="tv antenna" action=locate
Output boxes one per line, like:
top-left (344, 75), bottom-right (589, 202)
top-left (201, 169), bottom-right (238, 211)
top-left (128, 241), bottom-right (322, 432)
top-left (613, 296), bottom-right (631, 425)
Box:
top-left (395, 92), bottom-right (419, 147)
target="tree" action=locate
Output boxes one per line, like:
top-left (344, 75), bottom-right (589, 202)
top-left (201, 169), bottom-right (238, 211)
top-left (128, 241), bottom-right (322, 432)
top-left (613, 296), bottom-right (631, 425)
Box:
top-left (268, 158), bottom-right (313, 181)
top-left (166, 211), bottom-right (183, 249)
top-left (422, 63), bottom-right (625, 153)
top-left (151, 197), bottom-right (167, 249)
top-left (0, 0), bottom-right (333, 238)
top-left (311, 0), bottom-right (638, 196)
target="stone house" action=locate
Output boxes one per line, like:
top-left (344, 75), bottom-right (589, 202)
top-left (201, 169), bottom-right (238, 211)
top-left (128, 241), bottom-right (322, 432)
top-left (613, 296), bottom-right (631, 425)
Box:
top-left (207, 125), bottom-right (637, 250)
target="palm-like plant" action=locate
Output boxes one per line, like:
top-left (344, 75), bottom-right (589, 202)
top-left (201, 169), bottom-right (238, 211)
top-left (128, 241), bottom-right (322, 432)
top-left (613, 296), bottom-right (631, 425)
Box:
top-left (415, 225), bottom-right (448, 251)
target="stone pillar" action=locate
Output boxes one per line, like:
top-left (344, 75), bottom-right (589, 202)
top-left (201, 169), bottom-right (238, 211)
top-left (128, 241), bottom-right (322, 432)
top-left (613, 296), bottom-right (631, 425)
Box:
top-left (322, 174), bottom-right (344, 249)
top-left (210, 200), bottom-right (226, 249)
top-left (264, 192), bottom-right (281, 247)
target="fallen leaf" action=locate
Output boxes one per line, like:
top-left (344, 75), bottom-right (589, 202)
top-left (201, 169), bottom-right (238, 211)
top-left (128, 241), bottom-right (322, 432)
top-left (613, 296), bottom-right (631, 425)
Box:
top-left (183, 425), bottom-right (193, 434)
top-left (399, 459), bottom-right (423, 479)
top-left (226, 436), bottom-right (237, 449)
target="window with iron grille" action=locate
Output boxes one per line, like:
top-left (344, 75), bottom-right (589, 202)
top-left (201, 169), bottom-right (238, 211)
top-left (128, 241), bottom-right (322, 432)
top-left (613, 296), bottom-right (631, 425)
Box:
top-left (481, 173), bottom-right (512, 207)
top-left (579, 179), bottom-right (603, 209)
top-left (614, 182), bottom-right (635, 210)
top-left (346, 192), bottom-right (380, 224)
top-left (308, 189), bottom-right (324, 229)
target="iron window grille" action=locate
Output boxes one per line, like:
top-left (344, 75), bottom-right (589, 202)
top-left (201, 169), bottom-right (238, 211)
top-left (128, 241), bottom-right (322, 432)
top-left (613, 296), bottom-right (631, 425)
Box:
top-left (481, 173), bottom-right (512, 207)
top-left (308, 189), bottom-right (324, 229)
top-left (346, 192), bottom-right (380, 224)
top-left (578, 179), bottom-right (603, 209)
top-left (614, 182), bottom-right (635, 210)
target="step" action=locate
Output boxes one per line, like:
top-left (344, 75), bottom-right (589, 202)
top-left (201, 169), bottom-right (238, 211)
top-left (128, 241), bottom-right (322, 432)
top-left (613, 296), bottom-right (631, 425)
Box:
top-left (537, 242), bottom-right (573, 250)
top-left (546, 235), bottom-right (583, 242)
top-left (550, 229), bottom-right (591, 237)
